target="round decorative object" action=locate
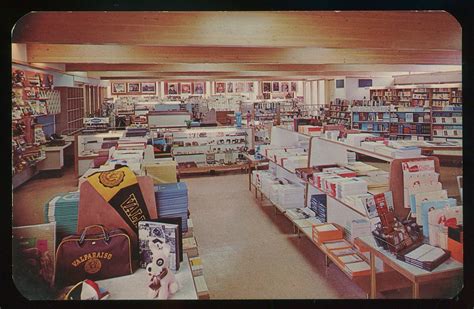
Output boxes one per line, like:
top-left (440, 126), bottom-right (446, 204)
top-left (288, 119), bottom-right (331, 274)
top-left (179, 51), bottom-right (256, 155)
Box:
top-left (84, 258), bottom-right (102, 274)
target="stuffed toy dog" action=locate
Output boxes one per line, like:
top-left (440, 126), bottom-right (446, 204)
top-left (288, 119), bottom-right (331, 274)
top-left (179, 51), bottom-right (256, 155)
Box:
top-left (146, 239), bottom-right (179, 299)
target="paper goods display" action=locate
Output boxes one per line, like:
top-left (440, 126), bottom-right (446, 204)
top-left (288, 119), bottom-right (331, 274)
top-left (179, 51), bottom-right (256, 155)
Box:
top-left (276, 184), bottom-right (305, 209)
top-left (428, 206), bottom-right (462, 248)
top-left (419, 198), bottom-right (457, 237)
top-left (401, 159), bottom-right (436, 209)
top-left (413, 190), bottom-right (448, 225)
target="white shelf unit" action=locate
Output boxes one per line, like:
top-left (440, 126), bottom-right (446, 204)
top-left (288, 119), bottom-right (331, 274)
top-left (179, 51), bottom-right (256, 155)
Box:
top-left (170, 126), bottom-right (251, 166)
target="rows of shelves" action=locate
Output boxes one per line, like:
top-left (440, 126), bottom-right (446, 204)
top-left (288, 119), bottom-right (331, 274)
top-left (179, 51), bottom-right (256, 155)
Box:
top-left (370, 86), bottom-right (462, 107)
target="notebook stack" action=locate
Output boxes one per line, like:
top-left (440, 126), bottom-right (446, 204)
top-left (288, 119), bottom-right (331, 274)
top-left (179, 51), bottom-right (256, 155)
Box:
top-left (43, 191), bottom-right (80, 241)
top-left (154, 182), bottom-right (189, 232)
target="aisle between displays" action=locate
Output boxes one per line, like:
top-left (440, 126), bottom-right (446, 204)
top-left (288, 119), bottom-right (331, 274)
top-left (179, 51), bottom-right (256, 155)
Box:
top-left (250, 125), bottom-right (463, 299)
top-left (12, 133), bottom-right (210, 300)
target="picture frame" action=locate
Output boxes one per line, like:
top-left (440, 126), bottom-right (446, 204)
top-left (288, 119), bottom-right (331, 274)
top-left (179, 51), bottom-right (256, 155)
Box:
top-left (181, 82), bottom-right (192, 94)
top-left (246, 82), bottom-right (254, 93)
top-left (141, 82), bottom-right (156, 94)
top-left (167, 82), bottom-right (179, 95)
top-left (291, 81), bottom-right (297, 92)
top-left (263, 82), bottom-right (271, 93)
top-left (281, 82), bottom-right (289, 93)
top-left (227, 82), bottom-right (234, 93)
top-left (194, 82), bottom-right (205, 94)
top-left (127, 82), bottom-right (141, 93)
top-left (112, 82), bottom-right (127, 94)
top-left (272, 82), bottom-right (280, 92)
top-left (215, 82), bottom-right (226, 94)
top-left (235, 82), bottom-right (245, 93)
top-left (263, 92), bottom-right (271, 99)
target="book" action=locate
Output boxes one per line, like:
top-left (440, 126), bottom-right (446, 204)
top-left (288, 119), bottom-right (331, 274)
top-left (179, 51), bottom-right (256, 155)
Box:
top-left (413, 190), bottom-right (448, 224)
top-left (323, 240), bottom-right (352, 251)
top-left (359, 194), bottom-right (377, 218)
top-left (331, 247), bottom-right (356, 256)
top-left (373, 191), bottom-right (394, 216)
top-left (138, 220), bottom-right (181, 271)
top-left (338, 254), bottom-right (363, 264)
top-left (344, 261), bottom-right (371, 276)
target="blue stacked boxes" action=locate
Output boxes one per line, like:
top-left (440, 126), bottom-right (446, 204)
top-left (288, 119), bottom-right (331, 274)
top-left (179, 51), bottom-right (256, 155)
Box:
top-left (43, 191), bottom-right (80, 242)
top-left (154, 182), bottom-right (189, 232)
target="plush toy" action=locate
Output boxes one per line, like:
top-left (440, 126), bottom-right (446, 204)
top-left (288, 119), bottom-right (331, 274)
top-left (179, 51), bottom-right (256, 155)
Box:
top-left (146, 239), bottom-right (179, 299)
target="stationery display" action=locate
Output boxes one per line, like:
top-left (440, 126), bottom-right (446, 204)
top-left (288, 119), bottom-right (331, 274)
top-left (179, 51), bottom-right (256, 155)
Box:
top-left (419, 198), bottom-right (457, 236)
top-left (344, 218), bottom-right (371, 243)
top-left (154, 182), bottom-right (189, 232)
top-left (55, 225), bottom-right (134, 287)
top-left (428, 206), bottom-right (462, 249)
top-left (44, 191), bottom-right (80, 242)
top-left (395, 243), bottom-right (450, 271)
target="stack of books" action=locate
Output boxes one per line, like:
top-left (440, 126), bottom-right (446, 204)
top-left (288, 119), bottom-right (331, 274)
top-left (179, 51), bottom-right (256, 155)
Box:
top-left (312, 223), bottom-right (343, 244)
top-left (310, 194), bottom-right (327, 223)
top-left (344, 218), bottom-right (371, 243)
top-left (43, 191), bottom-right (80, 241)
top-left (277, 184), bottom-right (305, 209)
top-left (283, 155), bottom-right (308, 172)
top-left (286, 207), bottom-right (316, 221)
top-left (154, 182), bottom-right (189, 231)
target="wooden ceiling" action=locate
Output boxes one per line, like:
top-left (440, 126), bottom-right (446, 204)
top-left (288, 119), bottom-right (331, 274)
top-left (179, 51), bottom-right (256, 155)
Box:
top-left (12, 11), bottom-right (461, 80)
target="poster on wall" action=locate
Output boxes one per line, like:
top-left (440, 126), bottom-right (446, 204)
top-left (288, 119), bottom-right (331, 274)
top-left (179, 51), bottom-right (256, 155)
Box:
top-left (263, 82), bottom-right (271, 93)
top-left (127, 82), bottom-right (141, 93)
top-left (227, 82), bottom-right (234, 93)
top-left (181, 83), bottom-right (192, 94)
top-left (215, 82), bottom-right (226, 94)
top-left (272, 82), bottom-right (280, 92)
top-left (141, 82), bottom-right (156, 94)
top-left (168, 82), bottom-right (179, 95)
top-left (194, 82), bottom-right (205, 94)
top-left (281, 82), bottom-right (289, 93)
top-left (246, 82), bottom-right (254, 93)
top-left (235, 82), bottom-right (245, 93)
top-left (263, 92), bottom-right (271, 99)
top-left (291, 81), bottom-right (297, 92)
top-left (112, 82), bottom-right (127, 94)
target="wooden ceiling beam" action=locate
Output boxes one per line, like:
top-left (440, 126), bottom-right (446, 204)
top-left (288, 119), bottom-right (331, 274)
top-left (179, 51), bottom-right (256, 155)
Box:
top-left (87, 71), bottom-right (407, 80)
top-left (13, 11), bottom-right (460, 50)
top-left (27, 44), bottom-right (461, 65)
top-left (65, 63), bottom-right (461, 73)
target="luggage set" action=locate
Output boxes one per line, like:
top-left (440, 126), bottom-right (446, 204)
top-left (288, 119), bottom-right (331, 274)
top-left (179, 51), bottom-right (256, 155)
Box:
top-left (53, 166), bottom-right (189, 289)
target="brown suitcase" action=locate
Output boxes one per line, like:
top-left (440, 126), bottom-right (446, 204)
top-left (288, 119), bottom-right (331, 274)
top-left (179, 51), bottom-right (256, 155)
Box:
top-left (55, 225), bottom-right (133, 287)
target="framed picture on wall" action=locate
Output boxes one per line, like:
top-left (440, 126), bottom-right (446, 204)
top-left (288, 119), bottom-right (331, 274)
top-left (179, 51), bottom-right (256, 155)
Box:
top-left (272, 82), bottom-right (280, 92)
top-left (127, 82), bottom-right (141, 93)
top-left (263, 92), bottom-right (271, 99)
top-left (227, 82), bottom-right (234, 93)
top-left (194, 82), bottom-right (205, 94)
top-left (281, 82), bottom-right (289, 92)
top-left (181, 82), bottom-right (192, 94)
top-left (215, 82), bottom-right (226, 94)
top-left (168, 82), bottom-right (179, 95)
top-left (141, 82), bottom-right (156, 94)
top-left (291, 81), bottom-right (297, 92)
top-left (263, 82), bottom-right (271, 93)
top-left (246, 82), bottom-right (254, 93)
top-left (235, 82), bottom-right (245, 93)
top-left (112, 82), bottom-right (126, 94)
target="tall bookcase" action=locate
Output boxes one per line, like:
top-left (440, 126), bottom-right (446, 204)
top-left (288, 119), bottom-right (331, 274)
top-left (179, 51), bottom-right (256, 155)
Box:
top-left (327, 98), bottom-right (351, 126)
top-left (55, 87), bottom-right (85, 135)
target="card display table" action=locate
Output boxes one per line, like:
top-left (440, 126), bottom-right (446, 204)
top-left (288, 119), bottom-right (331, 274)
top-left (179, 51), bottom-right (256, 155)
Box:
top-left (357, 235), bottom-right (463, 299)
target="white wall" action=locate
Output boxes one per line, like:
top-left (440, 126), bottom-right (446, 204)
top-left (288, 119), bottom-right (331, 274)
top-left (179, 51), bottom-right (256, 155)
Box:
top-left (12, 43), bottom-right (27, 62)
top-left (317, 80), bottom-right (325, 106)
top-left (393, 71), bottom-right (461, 85)
top-left (334, 77), bottom-right (346, 99)
top-left (304, 81), bottom-right (311, 105)
top-left (310, 81), bottom-right (318, 105)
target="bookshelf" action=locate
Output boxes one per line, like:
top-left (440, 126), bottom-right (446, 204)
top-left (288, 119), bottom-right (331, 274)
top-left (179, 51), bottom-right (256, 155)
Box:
top-left (389, 107), bottom-right (432, 140)
top-left (55, 87), bottom-right (85, 135)
top-left (327, 98), bottom-right (351, 126)
top-left (370, 86), bottom-right (462, 108)
top-left (351, 106), bottom-right (391, 136)
top-left (431, 106), bottom-right (463, 142)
